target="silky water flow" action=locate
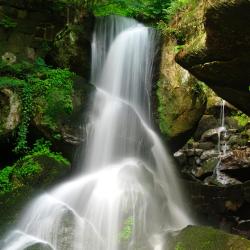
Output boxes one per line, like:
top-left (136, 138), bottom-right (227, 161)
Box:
top-left (2, 16), bottom-right (192, 250)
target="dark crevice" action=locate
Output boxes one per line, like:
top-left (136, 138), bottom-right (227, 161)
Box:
top-left (222, 168), bottom-right (250, 183)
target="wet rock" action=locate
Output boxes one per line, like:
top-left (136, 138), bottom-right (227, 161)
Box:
top-left (194, 115), bottom-right (218, 140)
top-left (173, 151), bottom-right (186, 166)
top-left (201, 127), bottom-right (226, 142)
top-left (205, 172), bottom-right (242, 187)
top-left (198, 158), bottom-right (218, 177)
top-left (200, 149), bottom-right (218, 161)
top-left (197, 141), bottom-right (215, 150)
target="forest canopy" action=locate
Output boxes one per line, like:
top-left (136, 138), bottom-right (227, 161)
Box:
top-left (56, 0), bottom-right (191, 21)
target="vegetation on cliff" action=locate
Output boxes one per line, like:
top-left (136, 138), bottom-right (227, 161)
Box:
top-left (0, 59), bottom-right (74, 153)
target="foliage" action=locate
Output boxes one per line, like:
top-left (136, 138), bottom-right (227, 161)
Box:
top-left (0, 139), bottom-right (69, 195)
top-left (174, 45), bottom-right (185, 53)
top-left (0, 59), bottom-right (74, 153)
top-left (92, 0), bottom-right (171, 20)
top-left (0, 15), bottom-right (17, 29)
top-left (14, 84), bottom-right (33, 154)
top-left (165, 0), bottom-right (194, 21)
top-left (232, 111), bottom-right (249, 127)
top-left (31, 138), bottom-right (69, 165)
top-left (119, 216), bottom-right (134, 241)
top-left (0, 167), bottom-right (13, 193)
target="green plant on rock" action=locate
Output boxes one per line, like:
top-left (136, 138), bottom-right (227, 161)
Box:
top-left (0, 58), bottom-right (75, 152)
top-left (0, 138), bottom-right (69, 196)
top-left (119, 216), bottom-right (134, 242)
top-left (0, 167), bottom-right (13, 193)
top-left (14, 84), bottom-right (33, 154)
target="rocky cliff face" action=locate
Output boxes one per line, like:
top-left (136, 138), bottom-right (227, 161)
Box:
top-left (158, 0), bottom-right (250, 238)
top-left (174, 0), bottom-right (250, 115)
top-left (157, 35), bottom-right (207, 149)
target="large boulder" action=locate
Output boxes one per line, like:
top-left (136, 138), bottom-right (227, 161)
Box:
top-left (175, 0), bottom-right (250, 115)
top-left (168, 225), bottom-right (250, 250)
top-left (157, 38), bottom-right (207, 149)
top-left (0, 145), bottom-right (70, 232)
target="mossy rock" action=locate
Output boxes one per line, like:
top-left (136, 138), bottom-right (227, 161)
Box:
top-left (0, 151), bottom-right (70, 233)
top-left (157, 37), bottom-right (207, 149)
top-left (169, 225), bottom-right (250, 250)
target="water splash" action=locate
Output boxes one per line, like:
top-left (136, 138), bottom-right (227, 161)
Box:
top-left (2, 16), bottom-right (192, 250)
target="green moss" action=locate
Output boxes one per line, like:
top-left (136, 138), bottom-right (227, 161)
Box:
top-left (232, 111), bottom-right (250, 127)
top-left (156, 76), bottom-right (206, 138)
top-left (170, 226), bottom-right (250, 250)
top-left (156, 80), bottom-right (173, 136)
top-left (0, 138), bottom-right (70, 196)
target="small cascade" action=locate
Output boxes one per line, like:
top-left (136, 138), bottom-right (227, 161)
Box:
top-left (214, 99), bottom-right (229, 184)
top-left (2, 16), bottom-right (192, 250)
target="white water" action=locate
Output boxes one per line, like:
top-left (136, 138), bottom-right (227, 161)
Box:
top-left (214, 99), bottom-right (229, 183)
top-left (2, 16), bottom-right (191, 250)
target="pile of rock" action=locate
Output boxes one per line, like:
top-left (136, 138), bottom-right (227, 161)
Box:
top-left (175, 114), bottom-right (250, 186)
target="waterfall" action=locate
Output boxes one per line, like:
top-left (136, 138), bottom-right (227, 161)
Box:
top-left (2, 16), bottom-right (191, 250)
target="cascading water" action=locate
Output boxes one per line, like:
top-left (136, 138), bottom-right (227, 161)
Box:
top-left (213, 99), bottom-right (229, 184)
top-left (2, 16), bottom-right (192, 250)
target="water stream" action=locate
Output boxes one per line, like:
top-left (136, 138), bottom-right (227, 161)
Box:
top-left (2, 16), bottom-right (191, 250)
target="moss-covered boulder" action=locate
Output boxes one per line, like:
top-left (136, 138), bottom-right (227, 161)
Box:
top-left (0, 140), bottom-right (70, 231)
top-left (157, 38), bottom-right (206, 148)
top-left (174, 0), bottom-right (250, 115)
top-left (168, 225), bottom-right (250, 250)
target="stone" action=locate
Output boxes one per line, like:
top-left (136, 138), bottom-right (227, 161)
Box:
top-left (201, 127), bottom-right (226, 142)
top-left (194, 115), bottom-right (218, 140)
top-left (0, 88), bottom-right (21, 136)
top-left (1, 52), bottom-right (16, 65)
top-left (200, 158), bottom-right (219, 176)
top-left (197, 141), bottom-right (215, 150)
top-left (173, 150), bottom-right (187, 166)
top-left (200, 149), bottom-right (218, 161)
top-left (168, 225), bottom-right (250, 250)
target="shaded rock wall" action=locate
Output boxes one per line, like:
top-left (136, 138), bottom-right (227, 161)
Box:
top-left (174, 0), bottom-right (250, 115)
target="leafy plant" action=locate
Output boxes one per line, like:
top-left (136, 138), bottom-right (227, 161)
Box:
top-left (0, 15), bottom-right (17, 29)
top-left (0, 58), bottom-right (74, 153)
